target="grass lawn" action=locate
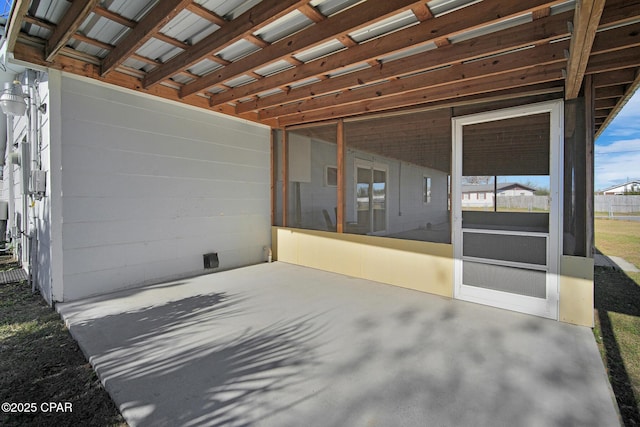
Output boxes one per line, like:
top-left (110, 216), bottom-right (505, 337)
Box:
top-left (0, 257), bottom-right (126, 427)
top-left (594, 218), bottom-right (640, 427)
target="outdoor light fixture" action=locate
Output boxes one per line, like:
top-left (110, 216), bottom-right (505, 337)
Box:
top-left (0, 81), bottom-right (27, 116)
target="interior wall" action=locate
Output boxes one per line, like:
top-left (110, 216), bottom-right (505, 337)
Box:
top-left (59, 75), bottom-right (271, 301)
top-left (345, 150), bottom-right (449, 236)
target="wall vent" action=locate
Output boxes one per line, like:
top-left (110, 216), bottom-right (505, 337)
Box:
top-left (203, 252), bottom-right (219, 269)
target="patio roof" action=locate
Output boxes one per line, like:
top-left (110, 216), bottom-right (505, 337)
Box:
top-left (4, 0), bottom-right (639, 133)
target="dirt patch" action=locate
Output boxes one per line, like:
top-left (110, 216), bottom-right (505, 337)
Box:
top-left (0, 257), bottom-right (126, 427)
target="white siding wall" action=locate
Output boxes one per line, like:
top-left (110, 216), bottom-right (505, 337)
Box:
top-left (59, 75), bottom-right (270, 300)
top-left (0, 73), bottom-right (53, 303)
top-left (33, 77), bottom-right (53, 302)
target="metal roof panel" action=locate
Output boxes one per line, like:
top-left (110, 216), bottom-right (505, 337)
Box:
top-left (349, 10), bottom-right (418, 43)
top-left (254, 60), bottom-right (295, 77)
top-left (216, 38), bottom-right (261, 62)
top-left (189, 59), bottom-right (223, 76)
top-left (161, 9), bottom-right (220, 44)
top-left (254, 10), bottom-right (314, 44)
top-left (294, 39), bottom-right (346, 63)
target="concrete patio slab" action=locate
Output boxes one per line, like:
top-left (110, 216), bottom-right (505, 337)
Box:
top-left (57, 262), bottom-right (620, 427)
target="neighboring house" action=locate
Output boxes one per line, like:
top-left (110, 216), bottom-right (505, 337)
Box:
top-left (0, 0), bottom-right (638, 328)
top-left (601, 180), bottom-right (640, 195)
top-left (461, 182), bottom-right (536, 208)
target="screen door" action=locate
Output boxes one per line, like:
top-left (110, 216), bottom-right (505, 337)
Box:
top-left (452, 101), bottom-right (563, 319)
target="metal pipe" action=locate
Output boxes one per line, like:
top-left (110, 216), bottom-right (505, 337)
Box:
top-left (5, 115), bottom-right (14, 243)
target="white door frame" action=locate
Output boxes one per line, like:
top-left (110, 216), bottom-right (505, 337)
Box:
top-left (354, 158), bottom-right (389, 235)
top-left (452, 100), bottom-right (563, 319)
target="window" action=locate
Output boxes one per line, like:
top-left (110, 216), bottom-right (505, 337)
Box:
top-left (423, 176), bottom-right (431, 203)
top-left (479, 192), bottom-right (485, 200)
top-left (325, 166), bottom-right (337, 187)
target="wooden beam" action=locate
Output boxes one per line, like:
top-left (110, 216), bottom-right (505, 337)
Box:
top-left (185, 2), bottom-right (226, 26)
top-left (593, 69), bottom-right (640, 139)
top-left (237, 10), bottom-right (573, 114)
top-left (46, 0), bottom-right (100, 62)
top-left (6, 0), bottom-right (32, 52)
top-left (12, 40), bottom-right (253, 121)
top-left (595, 98), bottom-right (618, 109)
top-left (101, 0), bottom-right (192, 76)
top-left (277, 63), bottom-right (565, 126)
top-left (93, 6), bottom-right (136, 28)
top-left (143, 0), bottom-right (309, 89)
top-left (593, 69), bottom-right (636, 87)
top-left (595, 86), bottom-right (625, 98)
top-left (23, 15), bottom-right (55, 31)
top-left (565, 0), bottom-right (606, 99)
top-left (585, 46), bottom-right (640, 75)
top-left (299, 4), bottom-right (326, 23)
top-left (154, 33), bottom-right (191, 50)
top-left (209, 0), bottom-right (566, 107)
top-left (180, 0), bottom-right (422, 98)
top-left (337, 120), bottom-right (345, 233)
top-left (260, 41), bottom-right (568, 120)
top-left (411, 3), bottom-right (434, 21)
top-left (72, 33), bottom-right (114, 51)
top-left (245, 34), bottom-right (270, 49)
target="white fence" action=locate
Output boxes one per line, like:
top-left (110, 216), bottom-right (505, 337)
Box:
top-left (595, 195), bottom-right (640, 216)
top-left (496, 195), bottom-right (550, 211)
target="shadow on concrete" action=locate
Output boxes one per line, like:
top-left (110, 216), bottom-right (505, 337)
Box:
top-left (594, 264), bottom-right (640, 426)
top-left (70, 291), bottom-right (326, 426)
top-left (60, 262), bottom-right (620, 426)
top-left (310, 303), bottom-right (612, 427)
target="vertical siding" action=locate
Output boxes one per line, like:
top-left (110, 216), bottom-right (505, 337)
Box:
top-left (59, 76), bottom-right (270, 300)
top-left (33, 78), bottom-right (53, 302)
top-left (0, 74), bottom-right (53, 303)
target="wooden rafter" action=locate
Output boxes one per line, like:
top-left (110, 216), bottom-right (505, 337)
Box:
top-left (298, 4), bottom-right (325, 23)
top-left (209, 0), bottom-right (566, 107)
top-left (277, 64), bottom-right (566, 126)
top-left (101, 0), bottom-right (192, 77)
top-left (143, 0), bottom-right (309, 89)
top-left (6, 0), bottom-right (31, 52)
top-left (260, 41), bottom-right (569, 120)
top-left (179, 0), bottom-right (422, 98)
top-left (46, 0), bottom-right (100, 62)
top-left (565, 0), bottom-right (606, 99)
top-left (93, 6), bottom-right (136, 28)
top-left (154, 33), bottom-right (190, 50)
top-left (185, 2), bottom-right (226, 26)
top-left (236, 10), bottom-right (573, 114)
top-left (13, 40), bottom-right (248, 119)
top-left (261, 23), bottom-right (640, 121)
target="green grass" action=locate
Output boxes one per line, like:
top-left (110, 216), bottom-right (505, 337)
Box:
top-left (595, 219), bottom-right (640, 426)
top-left (0, 258), bottom-right (126, 427)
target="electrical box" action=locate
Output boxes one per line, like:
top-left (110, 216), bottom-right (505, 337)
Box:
top-left (30, 170), bottom-right (46, 195)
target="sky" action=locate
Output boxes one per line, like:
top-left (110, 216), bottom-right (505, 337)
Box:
top-left (595, 89), bottom-right (640, 191)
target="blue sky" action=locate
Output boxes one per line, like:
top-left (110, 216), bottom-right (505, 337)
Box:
top-left (595, 89), bottom-right (640, 191)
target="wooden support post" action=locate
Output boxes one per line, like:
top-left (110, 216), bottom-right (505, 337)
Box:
top-left (584, 74), bottom-right (595, 256)
top-left (282, 129), bottom-right (289, 227)
top-left (270, 129), bottom-right (276, 226)
top-left (337, 120), bottom-right (345, 233)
